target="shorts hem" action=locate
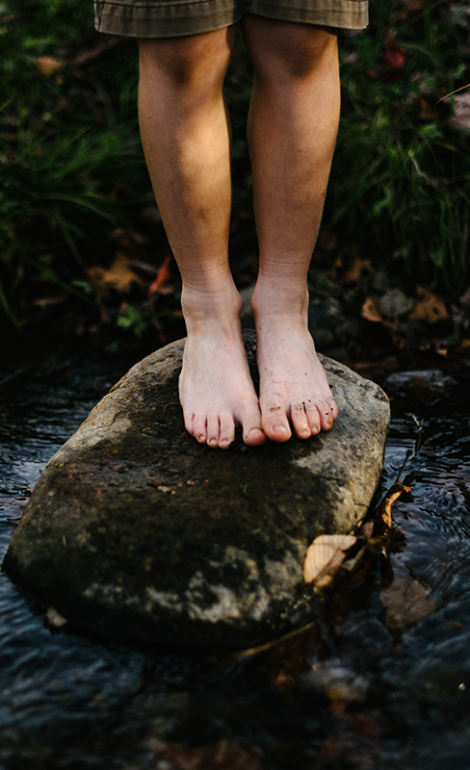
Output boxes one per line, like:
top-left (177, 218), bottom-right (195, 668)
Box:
top-left (248, 1), bottom-right (368, 29)
top-left (94, 0), bottom-right (243, 37)
top-left (94, 0), bottom-right (368, 38)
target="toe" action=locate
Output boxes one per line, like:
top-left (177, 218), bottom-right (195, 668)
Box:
top-left (305, 401), bottom-right (321, 435)
top-left (291, 402), bottom-right (311, 439)
top-left (328, 396), bottom-right (339, 422)
top-left (317, 398), bottom-right (335, 431)
top-left (206, 413), bottom-right (220, 448)
top-left (239, 402), bottom-right (265, 446)
top-left (262, 404), bottom-right (292, 443)
top-left (245, 426), bottom-right (266, 446)
top-left (192, 415), bottom-right (207, 444)
top-left (219, 411), bottom-right (235, 449)
top-left (183, 409), bottom-right (195, 436)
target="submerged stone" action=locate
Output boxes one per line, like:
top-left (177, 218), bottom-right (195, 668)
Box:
top-left (3, 333), bottom-right (390, 650)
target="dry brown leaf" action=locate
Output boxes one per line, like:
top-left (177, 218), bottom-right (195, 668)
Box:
top-left (408, 287), bottom-right (448, 324)
top-left (149, 254), bottom-right (172, 296)
top-left (303, 534), bottom-right (357, 587)
top-left (87, 251), bottom-right (144, 298)
top-left (361, 297), bottom-right (383, 323)
top-left (419, 98), bottom-right (440, 121)
top-left (35, 56), bottom-right (64, 76)
top-left (381, 575), bottom-right (436, 628)
top-left (375, 481), bottom-right (410, 530)
top-left (46, 607), bottom-right (68, 628)
top-left (342, 254), bottom-right (371, 283)
top-left (33, 293), bottom-right (68, 309)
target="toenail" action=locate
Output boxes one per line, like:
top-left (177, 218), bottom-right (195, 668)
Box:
top-left (273, 425), bottom-right (288, 433)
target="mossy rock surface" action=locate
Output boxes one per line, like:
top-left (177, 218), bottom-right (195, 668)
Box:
top-left (4, 332), bottom-right (390, 650)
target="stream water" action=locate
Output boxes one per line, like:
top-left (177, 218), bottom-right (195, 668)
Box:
top-left (1, 342), bottom-right (470, 770)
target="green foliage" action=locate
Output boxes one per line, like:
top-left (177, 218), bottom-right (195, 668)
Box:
top-left (116, 304), bottom-right (152, 338)
top-left (325, 0), bottom-right (470, 293)
top-left (0, 0), bottom-right (149, 330)
top-left (0, 0), bottom-right (469, 337)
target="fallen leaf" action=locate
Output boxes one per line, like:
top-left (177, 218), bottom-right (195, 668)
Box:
top-left (35, 56), bottom-right (64, 76)
top-left (419, 98), bottom-right (440, 121)
top-left (375, 481), bottom-right (410, 530)
top-left (87, 251), bottom-right (144, 298)
top-left (149, 254), bottom-right (172, 296)
top-left (381, 575), bottom-right (436, 628)
top-left (361, 297), bottom-right (384, 323)
top-left (33, 293), bottom-right (68, 308)
top-left (46, 607), bottom-right (68, 628)
top-left (341, 254), bottom-right (371, 283)
top-left (303, 534), bottom-right (357, 587)
top-left (408, 287), bottom-right (449, 323)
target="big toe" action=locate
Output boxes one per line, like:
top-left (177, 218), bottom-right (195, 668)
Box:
top-left (240, 403), bottom-right (266, 446)
top-left (261, 406), bottom-right (292, 443)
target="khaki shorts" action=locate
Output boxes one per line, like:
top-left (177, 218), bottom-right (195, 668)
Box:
top-left (94, 0), bottom-right (368, 38)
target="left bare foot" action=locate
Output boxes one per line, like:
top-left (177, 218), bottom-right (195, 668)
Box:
top-left (253, 289), bottom-right (338, 443)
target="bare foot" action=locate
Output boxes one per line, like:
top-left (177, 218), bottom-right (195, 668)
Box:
top-left (252, 287), bottom-right (338, 443)
top-left (179, 283), bottom-right (266, 449)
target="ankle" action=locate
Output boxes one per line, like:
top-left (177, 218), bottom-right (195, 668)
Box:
top-left (251, 280), bottom-right (309, 321)
top-left (181, 280), bottom-right (242, 335)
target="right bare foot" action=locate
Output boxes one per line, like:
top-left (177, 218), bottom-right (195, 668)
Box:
top-left (179, 283), bottom-right (266, 449)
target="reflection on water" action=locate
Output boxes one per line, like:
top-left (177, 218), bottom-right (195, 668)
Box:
top-left (1, 346), bottom-right (470, 769)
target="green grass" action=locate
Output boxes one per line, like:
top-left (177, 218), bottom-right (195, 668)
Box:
top-left (1, 0), bottom-right (469, 338)
top-left (327, 0), bottom-right (470, 293)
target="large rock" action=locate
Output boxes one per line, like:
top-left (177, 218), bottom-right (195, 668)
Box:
top-left (3, 333), bottom-right (390, 650)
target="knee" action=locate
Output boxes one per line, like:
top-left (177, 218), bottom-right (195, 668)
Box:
top-left (281, 28), bottom-right (337, 79)
top-left (138, 27), bottom-right (236, 91)
top-left (244, 20), bottom-right (337, 81)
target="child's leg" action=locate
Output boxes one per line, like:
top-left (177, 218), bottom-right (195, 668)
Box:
top-left (138, 28), bottom-right (265, 449)
top-left (242, 17), bottom-right (340, 442)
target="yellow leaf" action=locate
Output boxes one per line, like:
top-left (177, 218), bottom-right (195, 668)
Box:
top-left (303, 534), bottom-right (357, 587)
top-left (87, 251), bottom-right (144, 298)
top-left (35, 56), bottom-right (64, 76)
top-left (375, 481), bottom-right (410, 530)
top-left (361, 297), bottom-right (383, 323)
top-left (46, 606), bottom-right (68, 627)
top-left (408, 287), bottom-right (448, 324)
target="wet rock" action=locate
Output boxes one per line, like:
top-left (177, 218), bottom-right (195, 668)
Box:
top-left (3, 332), bottom-right (390, 650)
top-left (378, 289), bottom-right (415, 320)
top-left (384, 369), bottom-right (456, 401)
top-left (307, 296), bottom-right (348, 350)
